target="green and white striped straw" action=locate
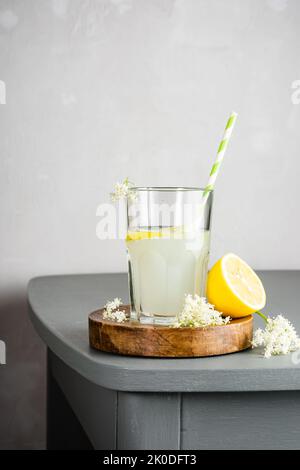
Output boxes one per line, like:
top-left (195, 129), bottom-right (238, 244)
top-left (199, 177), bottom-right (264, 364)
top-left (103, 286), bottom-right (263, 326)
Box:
top-left (203, 111), bottom-right (238, 202)
top-left (188, 111), bottom-right (238, 232)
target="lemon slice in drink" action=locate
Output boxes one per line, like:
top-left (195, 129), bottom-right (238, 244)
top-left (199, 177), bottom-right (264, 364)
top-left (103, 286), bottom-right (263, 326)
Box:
top-left (206, 253), bottom-right (266, 318)
top-left (126, 230), bottom-right (165, 242)
top-left (126, 227), bottom-right (188, 242)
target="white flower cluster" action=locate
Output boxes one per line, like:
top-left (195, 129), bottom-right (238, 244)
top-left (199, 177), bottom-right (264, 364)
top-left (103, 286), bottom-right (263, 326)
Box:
top-left (110, 177), bottom-right (136, 202)
top-left (175, 295), bottom-right (230, 328)
top-left (103, 298), bottom-right (127, 323)
top-left (252, 314), bottom-right (300, 358)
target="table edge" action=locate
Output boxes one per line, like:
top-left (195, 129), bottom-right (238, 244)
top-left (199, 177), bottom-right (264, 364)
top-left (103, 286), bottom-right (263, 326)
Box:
top-left (28, 274), bottom-right (300, 393)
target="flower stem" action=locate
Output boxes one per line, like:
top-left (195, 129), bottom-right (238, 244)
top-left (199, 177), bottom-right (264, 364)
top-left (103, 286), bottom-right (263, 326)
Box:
top-left (255, 310), bottom-right (268, 323)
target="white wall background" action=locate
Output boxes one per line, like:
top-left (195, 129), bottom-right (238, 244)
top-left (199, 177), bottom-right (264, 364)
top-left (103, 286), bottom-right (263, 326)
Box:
top-left (1, 0), bottom-right (300, 450)
top-left (1, 0), bottom-right (300, 295)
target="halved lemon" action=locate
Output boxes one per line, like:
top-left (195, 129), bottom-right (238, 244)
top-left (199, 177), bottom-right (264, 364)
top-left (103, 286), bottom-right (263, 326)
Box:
top-left (206, 253), bottom-right (266, 318)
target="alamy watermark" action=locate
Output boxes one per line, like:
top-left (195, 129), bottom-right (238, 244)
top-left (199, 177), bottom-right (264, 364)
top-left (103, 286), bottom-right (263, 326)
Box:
top-left (96, 200), bottom-right (206, 240)
top-left (0, 80), bottom-right (6, 104)
top-left (291, 349), bottom-right (300, 365)
top-left (291, 80), bottom-right (300, 104)
top-left (0, 340), bottom-right (6, 365)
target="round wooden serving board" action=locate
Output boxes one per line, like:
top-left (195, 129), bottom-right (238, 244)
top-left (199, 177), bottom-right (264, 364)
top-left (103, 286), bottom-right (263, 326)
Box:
top-left (89, 305), bottom-right (253, 358)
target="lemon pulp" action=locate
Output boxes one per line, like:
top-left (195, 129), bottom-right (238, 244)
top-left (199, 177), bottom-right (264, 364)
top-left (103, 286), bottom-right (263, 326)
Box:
top-left (206, 253), bottom-right (266, 318)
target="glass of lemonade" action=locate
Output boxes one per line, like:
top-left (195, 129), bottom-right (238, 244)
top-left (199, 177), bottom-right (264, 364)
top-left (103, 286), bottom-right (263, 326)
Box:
top-left (126, 187), bottom-right (213, 325)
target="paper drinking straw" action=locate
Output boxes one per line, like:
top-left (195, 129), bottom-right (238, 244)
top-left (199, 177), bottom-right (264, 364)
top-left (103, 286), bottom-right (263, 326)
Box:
top-left (176, 111), bottom-right (238, 235)
top-left (203, 111), bottom-right (238, 202)
top-left (188, 111), bottom-right (238, 233)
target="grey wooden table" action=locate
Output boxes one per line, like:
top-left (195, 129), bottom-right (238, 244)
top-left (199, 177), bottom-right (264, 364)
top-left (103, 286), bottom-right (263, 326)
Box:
top-left (28, 272), bottom-right (300, 450)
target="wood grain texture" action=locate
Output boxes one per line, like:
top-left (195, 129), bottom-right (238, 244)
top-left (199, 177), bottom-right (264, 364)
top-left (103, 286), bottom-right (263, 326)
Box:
top-left (181, 391), bottom-right (300, 450)
top-left (89, 305), bottom-right (253, 358)
top-left (117, 392), bottom-right (180, 450)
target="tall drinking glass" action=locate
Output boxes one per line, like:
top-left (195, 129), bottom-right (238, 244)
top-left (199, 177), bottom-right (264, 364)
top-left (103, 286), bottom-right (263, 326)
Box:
top-left (126, 187), bottom-right (213, 325)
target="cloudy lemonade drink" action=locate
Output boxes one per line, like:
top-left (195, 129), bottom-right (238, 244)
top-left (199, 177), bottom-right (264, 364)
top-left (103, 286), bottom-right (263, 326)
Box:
top-left (126, 228), bottom-right (210, 323)
top-left (122, 114), bottom-right (237, 324)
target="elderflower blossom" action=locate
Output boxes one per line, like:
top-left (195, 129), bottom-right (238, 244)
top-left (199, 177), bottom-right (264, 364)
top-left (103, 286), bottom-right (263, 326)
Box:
top-left (252, 315), bottom-right (300, 358)
top-left (175, 295), bottom-right (230, 328)
top-left (110, 177), bottom-right (136, 202)
top-left (103, 298), bottom-right (127, 323)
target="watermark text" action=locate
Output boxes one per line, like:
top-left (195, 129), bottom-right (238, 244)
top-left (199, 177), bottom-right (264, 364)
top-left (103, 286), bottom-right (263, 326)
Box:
top-left (0, 340), bottom-right (6, 365)
top-left (0, 80), bottom-right (6, 104)
top-left (291, 80), bottom-right (300, 104)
